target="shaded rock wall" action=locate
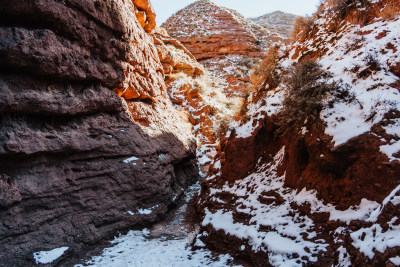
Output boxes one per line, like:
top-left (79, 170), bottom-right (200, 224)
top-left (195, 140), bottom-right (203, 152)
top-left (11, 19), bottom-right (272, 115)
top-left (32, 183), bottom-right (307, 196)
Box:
top-left (0, 0), bottom-right (198, 265)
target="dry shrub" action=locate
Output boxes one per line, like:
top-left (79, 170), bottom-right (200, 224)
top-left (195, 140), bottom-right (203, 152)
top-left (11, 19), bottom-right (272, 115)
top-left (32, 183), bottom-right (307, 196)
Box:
top-left (215, 117), bottom-right (231, 140)
top-left (322, 0), bottom-right (372, 30)
top-left (291, 16), bottom-right (314, 40)
top-left (278, 59), bottom-right (354, 134)
top-left (326, 0), bottom-right (399, 28)
top-left (329, 0), bottom-right (352, 19)
top-left (250, 46), bottom-right (280, 99)
top-left (379, 0), bottom-right (400, 19)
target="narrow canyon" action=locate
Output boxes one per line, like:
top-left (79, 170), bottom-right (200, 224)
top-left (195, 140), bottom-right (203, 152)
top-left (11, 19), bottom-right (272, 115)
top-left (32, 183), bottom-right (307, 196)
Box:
top-left (1, 0), bottom-right (400, 266)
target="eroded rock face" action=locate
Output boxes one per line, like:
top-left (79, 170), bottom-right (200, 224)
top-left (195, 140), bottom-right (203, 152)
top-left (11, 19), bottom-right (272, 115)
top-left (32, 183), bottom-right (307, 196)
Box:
top-left (153, 27), bottom-right (205, 77)
top-left (0, 0), bottom-right (198, 265)
top-left (152, 27), bottom-right (242, 173)
top-left (133, 0), bottom-right (156, 33)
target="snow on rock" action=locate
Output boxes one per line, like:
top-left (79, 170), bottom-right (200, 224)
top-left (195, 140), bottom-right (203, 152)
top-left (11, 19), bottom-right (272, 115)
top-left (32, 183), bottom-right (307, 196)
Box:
top-left (367, 184), bottom-right (400, 222)
top-left (334, 246), bottom-right (352, 267)
top-left (163, 0), bottom-right (283, 60)
top-left (197, 1), bottom-right (400, 266)
top-left (250, 11), bottom-right (299, 39)
top-left (127, 204), bottom-right (160, 216)
top-left (316, 18), bottom-right (400, 147)
top-left (33, 247), bottom-right (69, 264)
top-left (201, 147), bottom-right (329, 266)
top-left (350, 217), bottom-right (400, 259)
top-left (201, 145), bottom-right (400, 265)
top-left (282, 8), bottom-right (400, 148)
top-left (123, 156), bottom-right (139, 164)
top-left (390, 256), bottom-right (400, 266)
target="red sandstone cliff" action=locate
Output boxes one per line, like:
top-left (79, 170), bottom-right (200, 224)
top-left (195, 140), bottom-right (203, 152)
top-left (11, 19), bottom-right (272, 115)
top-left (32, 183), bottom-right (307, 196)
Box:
top-left (0, 0), bottom-right (198, 265)
top-left (152, 27), bottom-right (243, 172)
top-left (197, 0), bottom-right (400, 265)
top-left (163, 0), bottom-right (285, 97)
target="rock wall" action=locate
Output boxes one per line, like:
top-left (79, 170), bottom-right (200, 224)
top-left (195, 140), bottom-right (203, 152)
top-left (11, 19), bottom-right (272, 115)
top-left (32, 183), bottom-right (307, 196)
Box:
top-left (0, 0), bottom-right (198, 265)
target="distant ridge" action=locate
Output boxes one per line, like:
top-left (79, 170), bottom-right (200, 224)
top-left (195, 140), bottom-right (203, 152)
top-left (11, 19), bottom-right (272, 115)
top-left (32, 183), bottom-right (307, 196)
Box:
top-left (250, 11), bottom-right (299, 38)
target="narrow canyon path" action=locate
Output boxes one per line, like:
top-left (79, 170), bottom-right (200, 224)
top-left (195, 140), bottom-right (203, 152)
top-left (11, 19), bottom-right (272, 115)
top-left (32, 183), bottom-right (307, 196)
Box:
top-left (74, 182), bottom-right (240, 266)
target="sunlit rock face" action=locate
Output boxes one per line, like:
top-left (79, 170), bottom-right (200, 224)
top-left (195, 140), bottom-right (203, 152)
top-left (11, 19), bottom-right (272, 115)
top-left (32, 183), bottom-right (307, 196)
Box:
top-left (0, 0), bottom-right (199, 265)
top-left (163, 0), bottom-right (282, 61)
top-left (162, 0), bottom-right (286, 98)
top-left (152, 26), bottom-right (242, 173)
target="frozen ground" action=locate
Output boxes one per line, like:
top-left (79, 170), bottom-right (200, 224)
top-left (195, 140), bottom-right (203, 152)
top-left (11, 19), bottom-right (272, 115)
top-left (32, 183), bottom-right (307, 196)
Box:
top-left (74, 229), bottom-right (238, 267)
top-left (74, 183), bottom-right (240, 267)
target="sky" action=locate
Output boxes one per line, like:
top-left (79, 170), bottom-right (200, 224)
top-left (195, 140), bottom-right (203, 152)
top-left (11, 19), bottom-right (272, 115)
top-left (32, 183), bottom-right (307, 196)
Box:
top-left (151, 0), bottom-right (321, 25)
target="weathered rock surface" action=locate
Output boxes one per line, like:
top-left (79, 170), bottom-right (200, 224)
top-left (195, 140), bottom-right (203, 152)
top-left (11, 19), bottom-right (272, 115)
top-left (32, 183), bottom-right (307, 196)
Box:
top-left (133, 0), bottom-right (156, 33)
top-left (0, 0), bottom-right (198, 265)
top-left (163, 0), bottom-right (282, 61)
top-left (153, 27), bottom-right (205, 77)
top-left (163, 0), bottom-right (288, 97)
top-left (197, 0), bottom-right (400, 266)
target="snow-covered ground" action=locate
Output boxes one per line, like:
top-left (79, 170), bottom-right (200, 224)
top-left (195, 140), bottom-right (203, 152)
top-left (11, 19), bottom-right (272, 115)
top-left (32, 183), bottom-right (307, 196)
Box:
top-left (73, 183), bottom-right (240, 267)
top-left (75, 229), bottom-right (238, 267)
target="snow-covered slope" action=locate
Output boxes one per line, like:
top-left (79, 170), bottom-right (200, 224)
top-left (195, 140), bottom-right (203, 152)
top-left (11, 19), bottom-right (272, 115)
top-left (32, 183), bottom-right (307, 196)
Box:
top-left (198, 0), bottom-right (400, 266)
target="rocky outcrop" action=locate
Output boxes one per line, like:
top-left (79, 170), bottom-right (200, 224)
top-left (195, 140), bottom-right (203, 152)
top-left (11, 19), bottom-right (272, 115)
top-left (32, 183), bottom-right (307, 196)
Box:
top-left (0, 0), bottom-right (198, 265)
top-left (197, 0), bottom-right (400, 266)
top-left (153, 27), bottom-right (205, 77)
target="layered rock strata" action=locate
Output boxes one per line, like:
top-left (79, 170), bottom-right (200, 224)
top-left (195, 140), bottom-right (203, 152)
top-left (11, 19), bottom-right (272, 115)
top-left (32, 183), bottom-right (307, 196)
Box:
top-left (163, 0), bottom-right (284, 97)
top-left (0, 0), bottom-right (198, 265)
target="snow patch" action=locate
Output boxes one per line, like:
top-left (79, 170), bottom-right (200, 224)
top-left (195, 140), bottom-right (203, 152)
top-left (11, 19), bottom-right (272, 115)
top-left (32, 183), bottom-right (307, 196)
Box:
top-left (334, 246), bottom-right (352, 267)
top-left (390, 256), bottom-right (400, 266)
top-left (33, 247), bottom-right (69, 264)
top-left (127, 204), bottom-right (160, 216)
top-left (350, 217), bottom-right (400, 259)
top-left (123, 156), bottom-right (139, 165)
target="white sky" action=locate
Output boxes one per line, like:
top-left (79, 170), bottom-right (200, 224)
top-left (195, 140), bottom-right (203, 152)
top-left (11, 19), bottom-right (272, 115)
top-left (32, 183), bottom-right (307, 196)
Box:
top-left (152, 0), bottom-right (321, 25)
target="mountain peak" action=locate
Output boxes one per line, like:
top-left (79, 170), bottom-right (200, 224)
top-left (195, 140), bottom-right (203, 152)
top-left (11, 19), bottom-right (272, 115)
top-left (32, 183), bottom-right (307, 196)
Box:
top-left (163, 1), bottom-right (282, 60)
